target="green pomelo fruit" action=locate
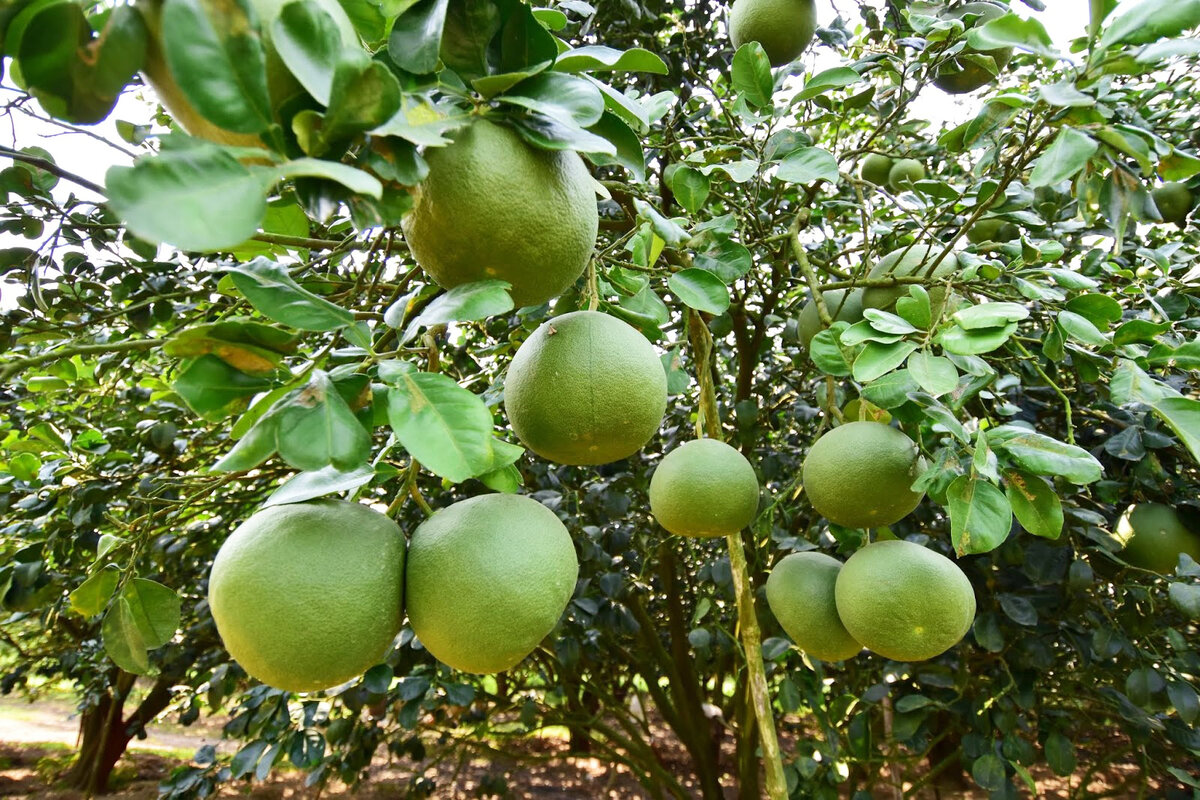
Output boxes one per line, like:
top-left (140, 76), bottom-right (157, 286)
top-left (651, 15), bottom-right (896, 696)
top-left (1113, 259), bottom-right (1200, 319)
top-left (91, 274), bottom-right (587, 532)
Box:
top-left (729, 0), bottom-right (818, 67)
top-left (801, 421), bottom-right (925, 529)
top-left (887, 158), bottom-right (926, 192)
top-left (1115, 503), bottom-right (1200, 574)
top-left (860, 153), bottom-right (894, 186)
top-left (933, 2), bottom-right (1012, 95)
top-left (835, 539), bottom-right (976, 662)
top-left (966, 217), bottom-right (1019, 244)
top-left (208, 500), bottom-right (405, 693)
top-left (650, 439), bottom-right (760, 538)
top-left (503, 310), bottom-right (667, 465)
top-left (861, 244), bottom-right (960, 311)
top-left (766, 552), bottom-right (862, 661)
top-left (402, 119), bottom-right (599, 308)
top-left (796, 288), bottom-right (865, 350)
top-left (1152, 182), bottom-right (1194, 226)
top-left (139, 0), bottom-right (358, 147)
top-left (405, 494), bottom-right (579, 674)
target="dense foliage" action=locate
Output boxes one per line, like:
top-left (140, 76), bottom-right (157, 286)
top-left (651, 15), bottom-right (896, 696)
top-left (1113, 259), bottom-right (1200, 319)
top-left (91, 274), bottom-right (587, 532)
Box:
top-left (1, 0), bottom-right (1199, 797)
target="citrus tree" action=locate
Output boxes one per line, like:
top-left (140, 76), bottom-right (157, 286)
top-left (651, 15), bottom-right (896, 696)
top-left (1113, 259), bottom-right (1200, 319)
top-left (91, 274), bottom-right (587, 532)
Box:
top-left (1, 0), bottom-right (1200, 797)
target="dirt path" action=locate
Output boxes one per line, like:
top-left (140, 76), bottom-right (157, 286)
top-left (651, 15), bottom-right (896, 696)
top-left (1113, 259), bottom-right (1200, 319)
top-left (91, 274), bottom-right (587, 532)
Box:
top-left (0, 697), bottom-right (231, 755)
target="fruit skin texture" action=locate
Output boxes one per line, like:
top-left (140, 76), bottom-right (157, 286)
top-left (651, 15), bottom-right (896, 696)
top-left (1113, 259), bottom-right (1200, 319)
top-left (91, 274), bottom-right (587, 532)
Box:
top-left (966, 217), bottom-right (1019, 244)
top-left (860, 153), bottom-right (894, 186)
top-left (836, 540), bottom-right (976, 662)
top-left (504, 311), bottom-right (667, 465)
top-left (861, 244), bottom-right (960, 311)
top-left (1115, 503), bottom-right (1200, 573)
top-left (933, 2), bottom-right (1012, 95)
top-left (207, 500), bottom-right (405, 693)
top-left (650, 439), bottom-right (760, 538)
top-left (887, 158), bottom-right (926, 192)
top-left (405, 494), bottom-right (579, 674)
top-left (801, 421), bottom-right (925, 529)
top-left (796, 288), bottom-right (864, 349)
top-left (402, 120), bottom-right (599, 308)
top-left (1152, 182), bottom-right (1194, 226)
top-left (766, 552), bottom-right (862, 661)
top-left (729, 0), bottom-right (817, 67)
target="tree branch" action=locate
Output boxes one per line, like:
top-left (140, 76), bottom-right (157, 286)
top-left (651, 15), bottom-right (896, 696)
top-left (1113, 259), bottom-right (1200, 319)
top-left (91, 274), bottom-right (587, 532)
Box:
top-left (0, 144), bottom-right (105, 195)
top-left (0, 338), bottom-right (164, 383)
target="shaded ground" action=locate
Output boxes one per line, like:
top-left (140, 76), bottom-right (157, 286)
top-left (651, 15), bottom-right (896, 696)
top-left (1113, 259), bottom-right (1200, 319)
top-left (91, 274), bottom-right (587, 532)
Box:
top-left (0, 698), bottom-right (1180, 798)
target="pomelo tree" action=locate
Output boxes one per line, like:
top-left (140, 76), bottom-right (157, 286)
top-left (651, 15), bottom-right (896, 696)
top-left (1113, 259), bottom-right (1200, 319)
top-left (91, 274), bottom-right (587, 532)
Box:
top-left (1, 0), bottom-right (1199, 797)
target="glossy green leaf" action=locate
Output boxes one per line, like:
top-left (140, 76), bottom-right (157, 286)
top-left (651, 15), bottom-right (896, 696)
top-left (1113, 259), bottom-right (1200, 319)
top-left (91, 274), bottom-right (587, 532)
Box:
top-left (264, 463), bottom-right (375, 507)
top-left (1029, 128), bottom-right (1098, 188)
top-left (69, 566), bottom-right (119, 617)
top-left (967, 12), bottom-right (1059, 58)
top-left (1003, 469), bottom-right (1063, 539)
top-left (1152, 397), bottom-right (1200, 465)
top-left (948, 475), bottom-right (1013, 556)
top-left (795, 67), bottom-right (860, 100)
top-left (731, 42), bottom-right (773, 108)
top-left (585, 111), bottom-right (646, 180)
top-left (388, 0), bottom-right (448, 74)
top-left (988, 425), bottom-right (1103, 484)
top-left (386, 372), bottom-right (499, 482)
top-left (122, 578), bottom-right (181, 648)
top-left (907, 351), bottom-right (958, 397)
top-left (103, 596), bottom-right (150, 674)
top-left (274, 371), bottom-right (372, 471)
top-left (669, 166), bottom-right (710, 214)
top-left (852, 341), bottom-right (918, 383)
top-left (224, 258), bottom-right (356, 331)
top-left (669, 269), bottom-right (730, 315)
top-left (1057, 310), bottom-right (1110, 348)
top-left (775, 147), bottom-right (839, 185)
top-left (502, 71), bottom-right (606, 127)
top-left (939, 321), bottom-right (1018, 355)
top-left (1097, 0), bottom-right (1200, 51)
top-left (1044, 731), bottom-right (1076, 776)
top-left (401, 280), bottom-right (515, 342)
top-left (172, 355), bottom-right (273, 421)
top-left (272, 0), bottom-right (351, 105)
top-left (953, 302), bottom-right (1030, 330)
top-left (553, 45), bottom-right (667, 74)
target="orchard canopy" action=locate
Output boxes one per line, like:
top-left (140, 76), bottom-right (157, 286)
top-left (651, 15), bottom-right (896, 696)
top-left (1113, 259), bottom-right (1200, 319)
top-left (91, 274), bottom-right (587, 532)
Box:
top-left (1, 0), bottom-right (1200, 797)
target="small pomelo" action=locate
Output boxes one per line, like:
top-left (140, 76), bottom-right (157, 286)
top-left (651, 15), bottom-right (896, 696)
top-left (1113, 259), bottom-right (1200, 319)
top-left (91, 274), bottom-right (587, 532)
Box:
top-left (933, 2), bottom-right (1012, 95)
top-left (1152, 182), bottom-right (1194, 227)
top-left (650, 439), bottom-right (759, 538)
top-left (860, 153), bottom-right (894, 186)
top-left (801, 421), bottom-right (924, 528)
top-left (887, 158), bottom-right (925, 192)
top-left (835, 539), bottom-right (975, 662)
top-left (729, 0), bottom-right (818, 67)
top-left (405, 494), bottom-right (578, 674)
top-left (766, 552), bottom-right (861, 661)
top-left (504, 311), bottom-right (667, 465)
top-left (402, 119), bottom-right (599, 307)
top-left (208, 500), bottom-right (405, 692)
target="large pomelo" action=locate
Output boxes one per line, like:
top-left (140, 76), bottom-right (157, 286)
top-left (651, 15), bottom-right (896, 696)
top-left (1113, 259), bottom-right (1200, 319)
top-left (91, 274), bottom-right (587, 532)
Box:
top-left (1115, 503), bottom-right (1200, 574)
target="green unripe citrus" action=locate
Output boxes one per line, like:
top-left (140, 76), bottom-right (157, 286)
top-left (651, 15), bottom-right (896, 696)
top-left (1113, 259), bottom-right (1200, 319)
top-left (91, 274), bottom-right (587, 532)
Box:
top-left (835, 540), bottom-right (976, 662)
top-left (405, 494), bottom-right (578, 674)
top-left (861, 244), bottom-right (960, 311)
top-left (1115, 503), bottom-right (1200, 573)
top-left (933, 2), bottom-right (1012, 95)
top-left (766, 552), bottom-right (862, 661)
top-left (504, 311), bottom-right (667, 465)
top-left (729, 0), bottom-right (818, 67)
top-left (860, 153), bottom-right (894, 186)
top-left (1152, 182), bottom-right (1194, 227)
top-left (650, 439), bottom-right (760, 538)
top-left (796, 288), bottom-right (864, 349)
top-left (887, 158), bottom-right (926, 192)
top-left (403, 120), bottom-right (600, 308)
top-left (801, 421), bottom-right (925, 529)
top-left (966, 217), bottom-right (1019, 244)
top-left (208, 500), bottom-right (405, 693)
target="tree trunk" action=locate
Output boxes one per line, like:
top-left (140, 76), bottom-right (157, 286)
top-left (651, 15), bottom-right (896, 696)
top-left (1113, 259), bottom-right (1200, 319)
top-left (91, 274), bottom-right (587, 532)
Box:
top-left (733, 676), bottom-right (763, 800)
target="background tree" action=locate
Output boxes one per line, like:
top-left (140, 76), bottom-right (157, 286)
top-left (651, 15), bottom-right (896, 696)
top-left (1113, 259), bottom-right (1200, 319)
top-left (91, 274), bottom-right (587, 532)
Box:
top-left (1, 0), bottom-right (1199, 797)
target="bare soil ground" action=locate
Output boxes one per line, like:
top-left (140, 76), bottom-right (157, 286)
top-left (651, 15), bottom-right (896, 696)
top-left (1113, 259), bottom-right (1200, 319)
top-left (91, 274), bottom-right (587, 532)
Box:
top-left (0, 698), bottom-right (1182, 798)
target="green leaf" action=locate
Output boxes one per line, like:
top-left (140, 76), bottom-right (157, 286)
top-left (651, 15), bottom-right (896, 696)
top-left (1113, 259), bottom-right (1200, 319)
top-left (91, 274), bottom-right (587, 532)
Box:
top-left (852, 341), bottom-right (918, 383)
top-left (1039, 81), bottom-right (1094, 108)
top-left (211, 410), bottom-right (280, 471)
top-left (479, 462), bottom-right (523, 493)
top-left (264, 463), bottom-right (375, 507)
top-left (437, 0), bottom-right (499, 79)
top-left (1169, 583), bottom-right (1200, 618)
top-left (270, 158), bottom-right (382, 198)
top-left (103, 597), bottom-right (150, 674)
top-left (501, 71), bottom-right (605, 127)
top-left (907, 351), bottom-right (958, 397)
top-left (953, 302), bottom-right (1030, 330)
top-left (731, 42), bottom-right (773, 108)
top-left (585, 111), bottom-right (646, 180)
top-left (231, 741), bottom-right (269, 779)
top-left (669, 166), bottom-right (710, 214)
top-left (509, 112), bottom-right (616, 156)
top-left (1029, 128), bottom-right (1098, 188)
top-left (1152, 397), bottom-right (1200, 465)
top-left (6, 452), bottom-right (41, 483)
top-left (274, 371), bottom-right (372, 471)
top-left (809, 328), bottom-right (851, 377)
top-left (121, 578), bottom-right (182, 648)
top-left (105, 146), bottom-right (269, 251)
top-left (271, 0), bottom-right (349, 105)
top-left (553, 45), bottom-right (667, 74)
top-left (173, 354), bottom-right (273, 421)
top-left (165, 320), bottom-right (296, 376)
top-left (69, 566), bottom-right (119, 617)
top-left (861, 369), bottom-right (919, 410)
top-left (693, 239), bottom-right (752, 282)
top-left (864, 309), bottom-right (917, 335)
top-left (1044, 731), bottom-right (1076, 777)
top-left (795, 67), bottom-right (860, 100)
top-left (988, 425), bottom-right (1103, 484)
top-left (967, 12), bottom-right (1059, 58)
top-left (386, 372), bottom-right (498, 482)
top-left (895, 286), bottom-right (932, 331)
top-left (387, 0), bottom-right (448, 74)
top-left (1057, 310), bottom-right (1110, 349)
top-left (1113, 318), bottom-right (1170, 345)
top-left (160, 0), bottom-right (272, 134)
top-left (1169, 680), bottom-right (1200, 724)
top-left (224, 258), bottom-right (356, 331)
top-left (1065, 293), bottom-right (1123, 329)
top-left (296, 59), bottom-right (402, 155)
top-left (401, 280), bottom-right (513, 343)
top-left (1003, 470), bottom-right (1063, 539)
top-left (775, 147), bottom-right (839, 185)
top-left (1096, 0), bottom-right (1200, 51)
top-left (669, 269), bottom-right (730, 315)
top-left (939, 321), bottom-right (1018, 355)
top-left (948, 476), bottom-right (1013, 556)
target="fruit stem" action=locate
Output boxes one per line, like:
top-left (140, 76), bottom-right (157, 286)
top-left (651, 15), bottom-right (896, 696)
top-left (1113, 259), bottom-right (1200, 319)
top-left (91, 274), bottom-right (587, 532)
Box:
top-left (686, 309), bottom-right (787, 799)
